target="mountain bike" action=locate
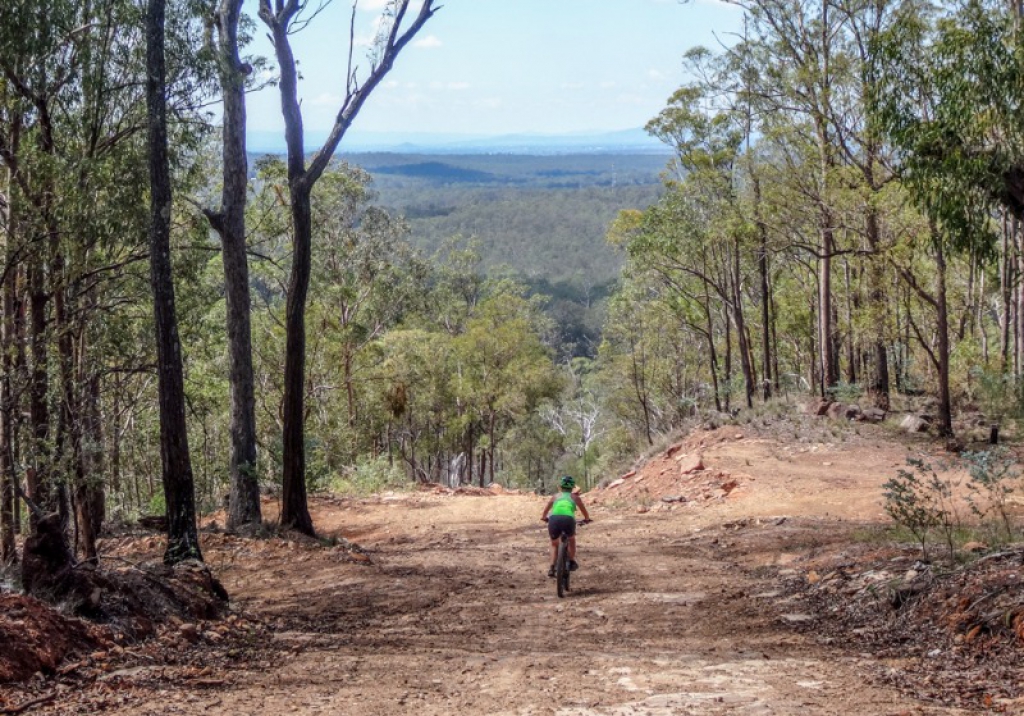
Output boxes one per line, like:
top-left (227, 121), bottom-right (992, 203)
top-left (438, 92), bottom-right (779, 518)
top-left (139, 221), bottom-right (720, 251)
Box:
top-left (554, 519), bottom-right (590, 598)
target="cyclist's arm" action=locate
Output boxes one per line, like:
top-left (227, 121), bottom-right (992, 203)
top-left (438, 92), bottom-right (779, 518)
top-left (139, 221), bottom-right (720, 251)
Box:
top-left (573, 494), bottom-right (591, 521)
top-left (540, 496), bottom-right (554, 521)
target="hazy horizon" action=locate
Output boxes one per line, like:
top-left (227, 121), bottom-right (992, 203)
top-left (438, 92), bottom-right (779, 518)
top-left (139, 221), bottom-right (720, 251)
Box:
top-left (245, 126), bottom-right (673, 156)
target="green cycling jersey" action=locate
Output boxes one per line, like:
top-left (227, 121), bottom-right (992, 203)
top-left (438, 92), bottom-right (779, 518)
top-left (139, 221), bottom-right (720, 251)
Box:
top-left (549, 490), bottom-right (577, 517)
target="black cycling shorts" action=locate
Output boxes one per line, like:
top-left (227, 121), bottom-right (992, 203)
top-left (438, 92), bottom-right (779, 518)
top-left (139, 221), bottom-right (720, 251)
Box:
top-left (547, 514), bottom-right (576, 540)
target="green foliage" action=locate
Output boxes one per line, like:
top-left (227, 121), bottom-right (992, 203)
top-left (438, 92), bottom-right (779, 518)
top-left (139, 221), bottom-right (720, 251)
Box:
top-left (871, 0), bottom-right (1009, 257)
top-left (331, 456), bottom-right (409, 497)
top-left (827, 382), bottom-right (863, 404)
top-left (883, 459), bottom-right (949, 561)
top-left (962, 449), bottom-right (1022, 542)
top-left (969, 368), bottom-right (1022, 424)
top-left (147, 491), bottom-right (168, 518)
top-left (885, 451), bottom-right (1024, 563)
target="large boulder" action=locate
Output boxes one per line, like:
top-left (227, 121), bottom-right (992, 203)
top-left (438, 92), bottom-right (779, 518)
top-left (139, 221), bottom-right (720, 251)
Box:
top-left (900, 414), bottom-right (930, 433)
top-left (678, 453), bottom-right (705, 475)
top-left (858, 406), bottom-right (887, 423)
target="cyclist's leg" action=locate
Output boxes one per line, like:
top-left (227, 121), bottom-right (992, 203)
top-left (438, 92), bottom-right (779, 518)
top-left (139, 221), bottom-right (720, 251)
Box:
top-left (568, 535), bottom-right (577, 561)
top-left (547, 516), bottom-right (569, 575)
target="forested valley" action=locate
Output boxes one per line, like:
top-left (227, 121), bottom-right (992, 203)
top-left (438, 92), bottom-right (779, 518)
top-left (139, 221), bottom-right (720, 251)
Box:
top-left (5, 0), bottom-right (1024, 711)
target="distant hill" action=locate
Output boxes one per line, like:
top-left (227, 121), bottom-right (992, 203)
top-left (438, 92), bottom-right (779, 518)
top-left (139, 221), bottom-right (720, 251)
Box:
top-left (244, 149), bottom-right (669, 357)
top-left (245, 151), bottom-right (668, 285)
top-left (369, 161), bottom-right (500, 183)
top-left (347, 152), bottom-right (670, 190)
top-left (352, 152), bottom-right (666, 287)
top-left (248, 128), bottom-right (671, 156)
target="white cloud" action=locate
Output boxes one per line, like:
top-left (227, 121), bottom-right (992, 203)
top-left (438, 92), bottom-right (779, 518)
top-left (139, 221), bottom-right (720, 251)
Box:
top-left (413, 35), bottom-right (443, 48)
top-left (648, 69), bottom-right (667, 80)
top-left (310, 92), bottom-right (343, 106)
top-left (600, 81), bottom-right (617, 89)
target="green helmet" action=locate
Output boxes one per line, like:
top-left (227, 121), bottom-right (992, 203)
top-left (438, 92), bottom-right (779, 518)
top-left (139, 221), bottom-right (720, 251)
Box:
top-left (559, 475), bottom-right (575, 490)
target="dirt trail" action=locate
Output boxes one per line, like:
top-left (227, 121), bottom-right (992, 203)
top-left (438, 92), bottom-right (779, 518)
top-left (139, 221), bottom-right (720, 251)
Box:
top-left (4, 428), bottom-right (978, 715)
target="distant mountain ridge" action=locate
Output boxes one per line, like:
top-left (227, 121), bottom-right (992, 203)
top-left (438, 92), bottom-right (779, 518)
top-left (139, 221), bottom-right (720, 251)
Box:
top-left (247, 127), bottom-right (670, 156)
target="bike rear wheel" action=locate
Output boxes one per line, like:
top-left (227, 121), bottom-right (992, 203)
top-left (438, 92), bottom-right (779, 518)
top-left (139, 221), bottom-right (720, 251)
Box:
top-left (556, 539), bottom-right (570, 598)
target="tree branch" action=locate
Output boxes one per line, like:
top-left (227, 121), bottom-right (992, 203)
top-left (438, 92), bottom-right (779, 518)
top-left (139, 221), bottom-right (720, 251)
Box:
top-left (305, 0), bottom-right (440, 185)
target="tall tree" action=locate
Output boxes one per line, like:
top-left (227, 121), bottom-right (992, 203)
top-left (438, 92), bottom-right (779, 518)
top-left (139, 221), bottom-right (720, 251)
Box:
top-left (723, 0), bottom-right (850, 395)
top-left (257, 0), bottom-right (437, 534)
top-left (872, 0), bottom-right (1011, 436)
top-left (645, 86), bottom-right (758, 407)
top-left (146, 0), bottom-right (202, 563)
top-left (204, 0), bottom-right (261, 532)
top-left (0, 160), bottom-right (14, 564)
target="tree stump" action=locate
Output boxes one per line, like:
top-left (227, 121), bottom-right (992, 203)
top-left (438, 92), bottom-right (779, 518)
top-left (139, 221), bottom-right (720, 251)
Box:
top-left (21, 513), bottom-right (76, 599)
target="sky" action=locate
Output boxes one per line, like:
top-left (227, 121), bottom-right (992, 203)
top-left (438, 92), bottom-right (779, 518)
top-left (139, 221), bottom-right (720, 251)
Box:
top-left (244, 0), bottom-right (743, 142)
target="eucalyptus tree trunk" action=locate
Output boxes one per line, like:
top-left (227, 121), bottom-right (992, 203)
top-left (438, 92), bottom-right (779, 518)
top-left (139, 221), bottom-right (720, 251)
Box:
top-left (26, 251), bottom-right (52, 524)
top-left (10, 265), bottom-right (24, 534)
top-left (280, 179), bottom-right (316, 535)
top-left (1018, 224), bottom-right (1024, 383)
top-left (703, 271), bottom-right (722, 412)
top-left (0, 396), bottom-right (12, 563)
top-left (1000, 215), bottom-right (1012, 371)
top-left (935, 241), bottom-right (953, 438)
top-left (146, 0), bottom-right (203, 564)
top-left (55, 279), bottom-right (97, 559)
top-left (756, 187), bottom-right (772, 401)
top-left (816, 0), bottom-right (839, 397)
top-left (207, 0), bottom-right (261, 532)
top-left (731, 236), bottom-right (755, 408)
top-left (743, 51), bottom-right (772, 402)
top-left (257, 0), bottom-right (437, 534)
top-left (723, 302), bottom-right (733, 412)
top-left (844, 259), bottom-right (856, 385)
top-left (865, 203), bottom-right (891, 409)
top-left (83, 370), bottom-right (105, 538)
top-left (1, 183), bottom-right (15, 563)
top-left (817, 141), bottom-right (838, 397)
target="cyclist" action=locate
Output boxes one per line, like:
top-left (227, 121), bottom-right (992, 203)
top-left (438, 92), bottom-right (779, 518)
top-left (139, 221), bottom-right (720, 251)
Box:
top-left (540, 475), bottom-right (591, 578)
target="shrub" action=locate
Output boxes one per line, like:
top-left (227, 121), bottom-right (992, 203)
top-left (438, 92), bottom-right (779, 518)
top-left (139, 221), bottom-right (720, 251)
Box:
top-left (827, 381), bottom-right (862, 404)
top-left (884, 450), bottom-right (1024, 562)
top-left (331, 456), bottom-right (409, 497)
top-left (962, 448), bottom-right (1021, 542)
top-left (883, 457), bottom-right (963, 562)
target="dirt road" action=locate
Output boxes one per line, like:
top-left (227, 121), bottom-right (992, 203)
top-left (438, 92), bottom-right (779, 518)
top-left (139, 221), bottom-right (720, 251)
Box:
top-left (121, 504), bottom-right (963, 713)
top-left (7, 428), bottom-right (980, 715)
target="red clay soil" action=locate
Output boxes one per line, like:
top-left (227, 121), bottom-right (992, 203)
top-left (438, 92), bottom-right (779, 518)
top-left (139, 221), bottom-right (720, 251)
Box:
top-left (0, 593), bottom-right (107, 683)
